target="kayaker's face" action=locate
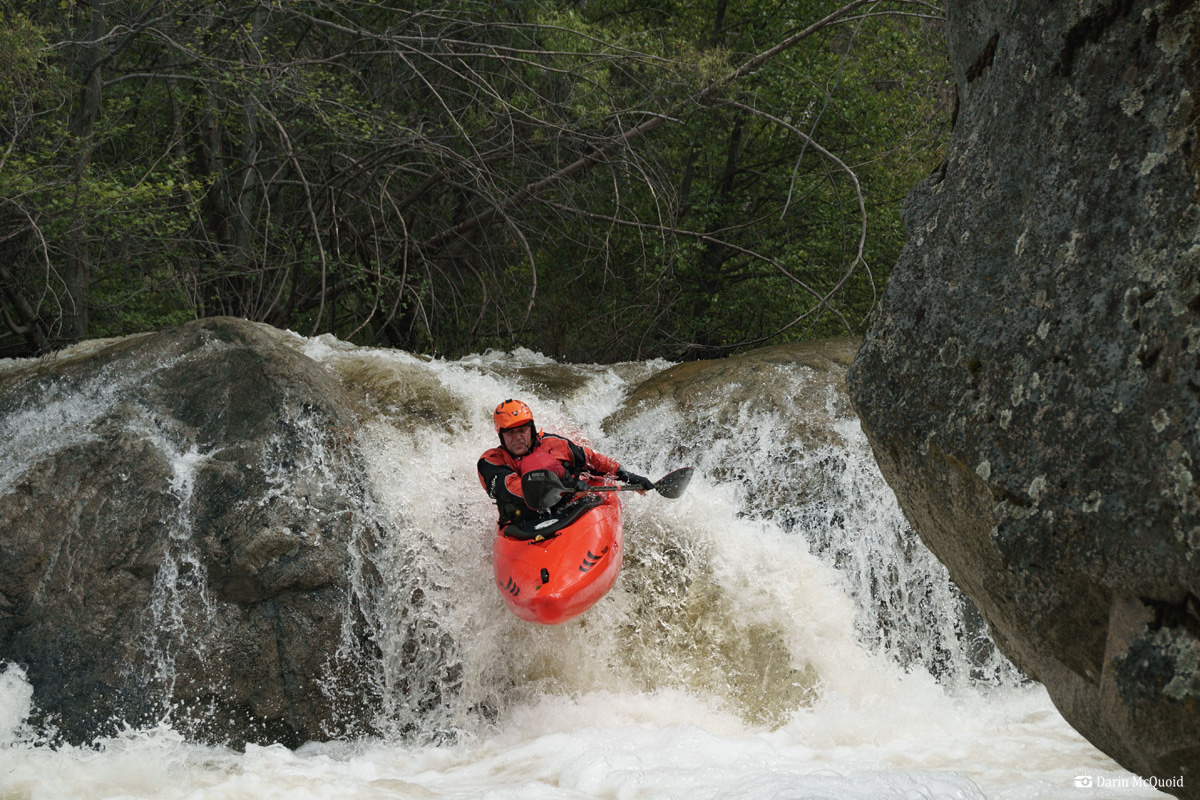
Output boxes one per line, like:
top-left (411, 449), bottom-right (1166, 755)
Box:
top-left (502, 425), bottom-right (532, 457)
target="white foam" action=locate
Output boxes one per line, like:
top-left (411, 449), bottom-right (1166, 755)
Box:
top-left (0, 338), bottom-right (1167, 799)
top-left (0, 663), bottom-right (32, 747)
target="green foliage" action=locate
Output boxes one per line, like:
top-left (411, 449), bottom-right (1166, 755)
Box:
top-left (503, 0), bottom-right (951, 358)
top-left (0, 9), bottom-right (57, 108)
top-left (0, 0), bottom-right (950, 360)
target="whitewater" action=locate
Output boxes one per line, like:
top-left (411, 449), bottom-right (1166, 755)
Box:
top-left (0, 333), bottom-right (1167, 799)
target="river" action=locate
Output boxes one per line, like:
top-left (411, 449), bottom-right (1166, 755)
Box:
top-left (0, 335), bottom-right (1167, 799)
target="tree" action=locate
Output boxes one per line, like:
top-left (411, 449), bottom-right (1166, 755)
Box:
top-left (0, 0), bottom-right (949, 360)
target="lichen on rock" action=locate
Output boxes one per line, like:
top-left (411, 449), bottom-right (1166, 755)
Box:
top-left (849, 1), bottom-right (1200, 795)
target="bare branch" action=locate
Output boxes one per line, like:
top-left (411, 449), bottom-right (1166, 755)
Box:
top-left (255, 102), bottom-right (330, 335)
top-left (420, 0), bottom-right (876, 252)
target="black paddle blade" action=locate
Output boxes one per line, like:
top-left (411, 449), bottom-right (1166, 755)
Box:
top-left (654, 467), bottom-right (693, 499)
top-left (521, 469), bottom-right (569, 509)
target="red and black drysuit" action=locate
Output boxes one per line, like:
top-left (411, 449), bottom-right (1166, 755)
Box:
top-left (478, 430), bottom-right (622, 525)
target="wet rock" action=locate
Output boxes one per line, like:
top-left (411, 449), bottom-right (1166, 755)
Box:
top-left (849, 2), bottom-right (1200, 794)
top-left (0, 318), bottom-right (383, 747)
top-left (611, 338), bottom-right (859, 456)
top-left (610, 337), bottom-right (860, 525)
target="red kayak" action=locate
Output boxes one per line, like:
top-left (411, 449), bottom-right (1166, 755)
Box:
top-left (492, 478), bottom-right (623, 625)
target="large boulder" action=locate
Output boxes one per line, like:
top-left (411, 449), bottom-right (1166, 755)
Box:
top-left (607, 337), bottom-right (866, 538)
top-left (848, 1), bottom-right (1200, 794)
top-left (0, 318), bottom-right (383, 747)
top-left (608, 336), bottom-right (860, 475)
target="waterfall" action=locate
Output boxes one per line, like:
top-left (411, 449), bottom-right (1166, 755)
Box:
top-left (292, 336), bottom-right (1020, 741)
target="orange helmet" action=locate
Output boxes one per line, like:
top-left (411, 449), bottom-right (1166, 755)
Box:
top-left (494, 399), bottom-right (534, 433)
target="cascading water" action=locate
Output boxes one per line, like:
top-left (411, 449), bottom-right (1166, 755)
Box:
top-left (0, 334), bottom-right (1168, 799)
top-left (135, 421), bottom-right (215, 716)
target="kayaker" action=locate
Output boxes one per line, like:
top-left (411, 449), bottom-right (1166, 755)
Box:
top-left (478, 398), bottom-right (655, 524)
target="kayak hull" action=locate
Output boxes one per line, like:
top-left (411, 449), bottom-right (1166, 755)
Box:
top-left (492, 489), bottom-right (623, 625)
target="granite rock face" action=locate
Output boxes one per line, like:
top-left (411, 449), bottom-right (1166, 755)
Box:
top-left (0, 318), bottom-right (383, 747)
top-left (849, 2), bottom-right (1200, 794)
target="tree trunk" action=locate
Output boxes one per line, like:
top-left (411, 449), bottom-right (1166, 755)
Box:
top-left (65, 0), bottom-right (108, 343)
top-left (233, 6), bottom-right (263, 266)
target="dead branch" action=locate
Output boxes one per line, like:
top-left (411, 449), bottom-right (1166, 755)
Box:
top-left (419, 0), bottom-right (876, 252)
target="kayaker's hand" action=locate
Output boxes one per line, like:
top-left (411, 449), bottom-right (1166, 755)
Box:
top-left (617, 468), bottom-right (655, 492)
top-left (567, 478), bottom-right (591, 493)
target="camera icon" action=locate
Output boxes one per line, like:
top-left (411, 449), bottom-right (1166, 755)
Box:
top-left (1074, 776), bottom-right (1094, 788)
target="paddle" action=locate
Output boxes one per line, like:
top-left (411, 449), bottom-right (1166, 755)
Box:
top-left (586, 467), bottom-right (694, 499)
top-left (521, 467), bottom-right (694, 509)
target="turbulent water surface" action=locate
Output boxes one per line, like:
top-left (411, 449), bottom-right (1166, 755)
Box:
top-left (0, 334), bottom-right (1167, 799)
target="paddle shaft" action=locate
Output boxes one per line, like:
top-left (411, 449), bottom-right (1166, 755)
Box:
top-left (577, 467), bottom-right (693, 500)
top-left (582, 485), bottom-right (647, 493)
top-left (522, 466), bottom-right (693, 508)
